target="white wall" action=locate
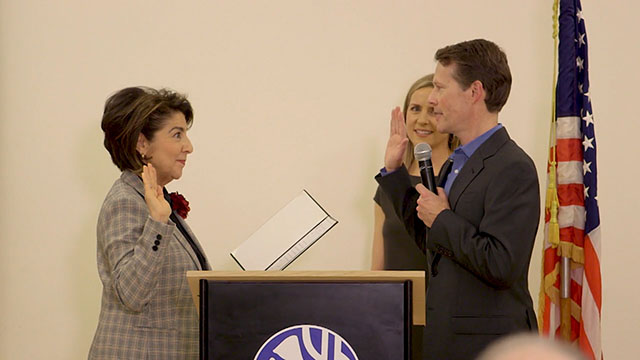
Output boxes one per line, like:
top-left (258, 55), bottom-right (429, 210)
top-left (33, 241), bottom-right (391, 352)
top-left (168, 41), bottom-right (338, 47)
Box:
top-left (1, 1), bottom-right (637, 358)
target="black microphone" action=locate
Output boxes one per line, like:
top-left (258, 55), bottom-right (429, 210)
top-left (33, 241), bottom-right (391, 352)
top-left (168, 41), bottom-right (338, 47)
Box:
top-left (414, 143), bottom-right (437, 194)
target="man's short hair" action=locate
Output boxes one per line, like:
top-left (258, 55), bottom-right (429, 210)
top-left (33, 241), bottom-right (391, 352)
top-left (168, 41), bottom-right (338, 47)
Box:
top-left (435, 39), bottom-right (512, 113)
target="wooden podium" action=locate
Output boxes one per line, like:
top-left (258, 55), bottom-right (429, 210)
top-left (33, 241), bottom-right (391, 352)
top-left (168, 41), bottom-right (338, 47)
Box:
top-left (188, 271), bottom-right (425, 359)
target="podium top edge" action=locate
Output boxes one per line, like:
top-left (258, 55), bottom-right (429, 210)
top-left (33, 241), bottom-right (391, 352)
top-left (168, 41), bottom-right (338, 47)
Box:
top-left (186, 270), bottom-right (425, 281)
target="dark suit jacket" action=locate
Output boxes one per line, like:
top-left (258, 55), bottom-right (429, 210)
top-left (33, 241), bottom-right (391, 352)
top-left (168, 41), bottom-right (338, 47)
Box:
top-left (376, 127), bottom-right (540, 360)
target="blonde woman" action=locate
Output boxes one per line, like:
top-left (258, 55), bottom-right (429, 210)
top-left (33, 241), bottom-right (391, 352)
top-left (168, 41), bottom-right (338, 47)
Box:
top-left (372, 74), bottom-right (457, 271)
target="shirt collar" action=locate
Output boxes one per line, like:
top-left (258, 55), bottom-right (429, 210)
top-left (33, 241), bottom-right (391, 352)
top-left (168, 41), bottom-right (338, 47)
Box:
top-left (455, 123), bottom-right (503, 158)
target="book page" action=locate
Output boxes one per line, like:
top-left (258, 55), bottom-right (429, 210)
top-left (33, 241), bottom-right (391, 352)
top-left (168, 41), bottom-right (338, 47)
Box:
top-left (231, 191), bottom-right (337, 270)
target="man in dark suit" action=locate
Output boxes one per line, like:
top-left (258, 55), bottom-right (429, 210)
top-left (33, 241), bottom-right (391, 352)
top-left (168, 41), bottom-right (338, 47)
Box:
top-left (376, 39), bottom-right (540, 359)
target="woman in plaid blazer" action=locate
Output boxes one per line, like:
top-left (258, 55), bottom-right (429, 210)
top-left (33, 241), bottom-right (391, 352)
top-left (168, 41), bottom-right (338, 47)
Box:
top-left (89, 87), bottom-right (210, 359)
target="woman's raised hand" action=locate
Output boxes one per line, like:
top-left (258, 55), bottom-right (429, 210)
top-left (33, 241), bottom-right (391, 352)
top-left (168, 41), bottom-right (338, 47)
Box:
top-left (384, 106), bottom-right (408, 172)
top-left (141, 164), bottom-right (171, 223)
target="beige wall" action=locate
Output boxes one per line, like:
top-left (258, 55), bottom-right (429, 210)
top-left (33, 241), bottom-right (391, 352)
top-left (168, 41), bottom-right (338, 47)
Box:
top-left (1, 1), bottom-right (637, 358)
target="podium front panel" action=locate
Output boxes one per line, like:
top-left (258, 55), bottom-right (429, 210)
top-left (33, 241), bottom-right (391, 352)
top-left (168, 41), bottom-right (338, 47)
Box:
top-left (200, 280), bottom-right (411, 359)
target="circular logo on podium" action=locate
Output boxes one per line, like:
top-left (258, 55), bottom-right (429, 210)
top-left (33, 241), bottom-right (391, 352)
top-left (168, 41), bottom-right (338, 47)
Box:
top-left (254, 324), bottom-right (359, 360)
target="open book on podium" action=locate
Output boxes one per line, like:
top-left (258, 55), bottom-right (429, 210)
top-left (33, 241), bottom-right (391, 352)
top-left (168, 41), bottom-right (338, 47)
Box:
top-left (230, 190), bottom-right (337, 270)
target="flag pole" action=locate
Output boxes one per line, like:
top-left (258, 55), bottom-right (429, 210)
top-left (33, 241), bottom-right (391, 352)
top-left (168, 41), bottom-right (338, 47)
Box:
top-left (542, 0), bottom-right (573, 341)
top-left (560, 257), bottom-right (571, 340)
top-left (552, 0), bottom-right (571, 342)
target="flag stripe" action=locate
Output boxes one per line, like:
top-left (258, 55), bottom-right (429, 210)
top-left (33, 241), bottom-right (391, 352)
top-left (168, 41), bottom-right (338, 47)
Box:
top-left (583, 232), bottom-right (602, 308)
top-left (556, 161), bottom-right (583, 184)
top-left (559, 227), bottom-right (585, 248)
top-left (556, 116), bottom-right (581, 138)
top-left (579, 321), bottom-right (596, 358)
top-left (556, 139), bottom-right (584, 161)
top-left (557, 205), bottom-right (586, 229)
top-left (580, 277), bottom-right (602, 356)
top-left (557, 184), bottom-right (585, 206)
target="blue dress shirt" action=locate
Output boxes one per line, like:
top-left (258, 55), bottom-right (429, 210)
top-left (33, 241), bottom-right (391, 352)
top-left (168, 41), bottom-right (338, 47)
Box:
top-left (443, 124), bottom-right (503, 195)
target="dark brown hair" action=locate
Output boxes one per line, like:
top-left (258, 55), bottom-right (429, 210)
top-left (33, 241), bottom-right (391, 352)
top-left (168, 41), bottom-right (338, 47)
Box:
top-left (101, 86), bottom-right (193, 172)
top-left (435, 39), bottom-right (511, 113)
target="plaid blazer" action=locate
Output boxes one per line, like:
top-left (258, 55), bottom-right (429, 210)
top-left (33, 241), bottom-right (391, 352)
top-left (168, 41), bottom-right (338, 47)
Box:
top-left (89, 171), bottom-right (210, 359)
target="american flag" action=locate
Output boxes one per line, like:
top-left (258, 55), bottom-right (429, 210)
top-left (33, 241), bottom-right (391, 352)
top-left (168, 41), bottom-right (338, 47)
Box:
top-left (538, 0), bottom-right (602, 359)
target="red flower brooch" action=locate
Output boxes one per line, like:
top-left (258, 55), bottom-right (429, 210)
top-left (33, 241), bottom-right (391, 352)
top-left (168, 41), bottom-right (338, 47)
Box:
top-left (170, 192), bottom-right (190, 219)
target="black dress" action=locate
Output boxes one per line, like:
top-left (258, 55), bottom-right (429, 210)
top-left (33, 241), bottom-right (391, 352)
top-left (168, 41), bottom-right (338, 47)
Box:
top-left (374, 175), bottom-right (426, 270)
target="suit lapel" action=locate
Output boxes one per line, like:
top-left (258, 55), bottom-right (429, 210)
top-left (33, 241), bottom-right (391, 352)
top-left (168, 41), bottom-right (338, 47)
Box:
top-left (448, 157), bottom-right (484, 210)
top-left (447, 128), bottom-right (510, 210)
top-left (437, 159), bottom-right (454, 188)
